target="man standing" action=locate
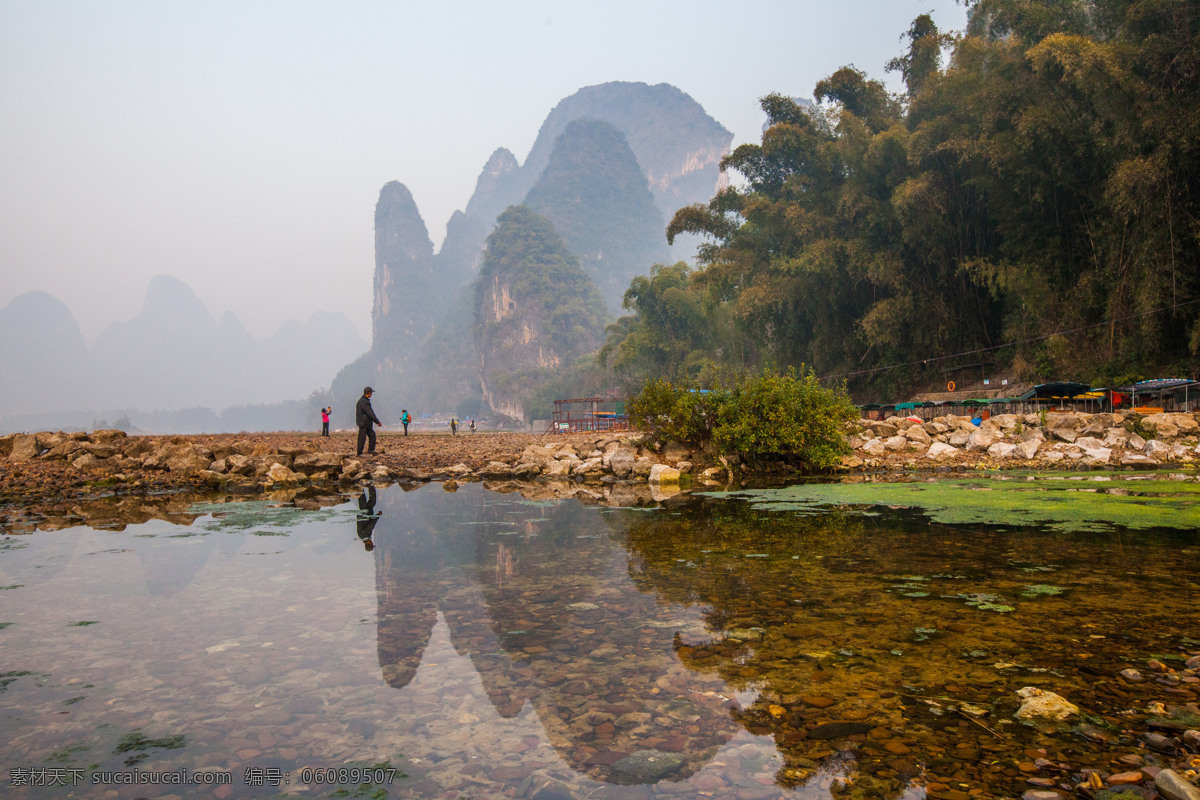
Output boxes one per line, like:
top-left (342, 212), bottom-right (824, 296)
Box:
top-left (356, 387), bottom-right (382, 456)
top-left (400, 409), bottom-right (411, 436)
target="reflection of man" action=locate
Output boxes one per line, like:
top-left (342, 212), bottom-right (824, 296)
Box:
top-left (356, 485), bottom-right (381, 551)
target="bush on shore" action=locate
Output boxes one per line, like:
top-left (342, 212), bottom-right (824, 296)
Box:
top-left (628, 368), bottom-right (858, 470)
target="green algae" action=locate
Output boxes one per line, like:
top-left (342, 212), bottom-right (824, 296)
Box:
top-left (114, 730), bottom-right (186, 766)
top-left (1021, 584), bottom-right (1065, 598)
top-left (707, 472), bottom-right (1200, 532)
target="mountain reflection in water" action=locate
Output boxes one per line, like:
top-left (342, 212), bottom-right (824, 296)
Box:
top-left (0, 480), bottom-right (1196, 799)
top-left (371, 484), bottom-right (750, 785)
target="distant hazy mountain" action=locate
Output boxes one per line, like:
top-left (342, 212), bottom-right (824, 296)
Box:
top-left (435, 82), bottom-right (732, 289)
top-left (525, 118), bottom-right (668, 312)
top-left (0, 277), bottom-right (367, 420)
top-left (523, 82), bottom-right (733, 228)
top-left (0, 290), bottom-right (91, 414)
top-left (335, 80), bottom-right (732, 422)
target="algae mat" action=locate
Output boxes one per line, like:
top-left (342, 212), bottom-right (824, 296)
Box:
top-left (707, 472), bottom-right (1200, 532)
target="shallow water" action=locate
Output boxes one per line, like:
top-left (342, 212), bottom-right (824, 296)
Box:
top-left (0, 480), bottom-right (1197, 799)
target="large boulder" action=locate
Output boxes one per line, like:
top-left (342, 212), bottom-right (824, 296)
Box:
top-left (861, 438), bottom-right (886, 455)
top-left (43, 441), bottom-right (85, 461)
top-left (9, 434), bottom-right (40, 461)
top-left (648, 464), bottom-right (681, 485)
top-left (225, 454), bottom-right (255, 476)
top-left (1145, 440), bottom-right (1174, 460)
top-left (947, 429), bottom-right (972, 447)
top-left (479, 462), bottom-right (515, 479)
top-left (987, 442), bottom-right (1017, 459)
top-left (571, 457), bottom-right (605, 478)
top-left (165, 443), bottom-right (213, 474)
top-left (607, 448), bottom-right (637, 478)
top-left (544, 459), bottom-right (573, 478)
top-left (265, 463), bottom-right (303, 485)
top-left (966, 429), bottom-right (998, 451)
top-left (1048, 426), bottom-right (1079, 443)
top-left (292, 452), bottom-right (344, 474)
top-left (903, 425), bottom-right (932, 445)
top-left (926, 442), bottom-right (959, 460)
top-left (991, 414), bottom-right (1020, 431)
top-left (1015, 439), bottom-right (1041, 460)
top-left (1144, 412), bottom-right (1199, 439)
top-left (520, 444), bottom-right (558, 467)
top-left (865, 421), bottom-right (899, 438)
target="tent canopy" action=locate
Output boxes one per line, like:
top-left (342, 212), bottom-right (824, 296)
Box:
top-left (1119, 378), bottom-right (1197, 395)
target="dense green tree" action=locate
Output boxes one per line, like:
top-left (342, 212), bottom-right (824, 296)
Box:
top-left (611, 1), bottom-right (1199, 399)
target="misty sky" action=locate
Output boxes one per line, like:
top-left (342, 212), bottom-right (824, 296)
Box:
top-left (1, 0), bottom-right (967, 344)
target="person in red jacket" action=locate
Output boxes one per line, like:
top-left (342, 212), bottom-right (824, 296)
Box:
top-left (320, 406), bottom-right (331, 437)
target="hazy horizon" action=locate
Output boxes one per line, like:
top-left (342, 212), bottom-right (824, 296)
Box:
top-left (2, 1), bottom-right (967, 345)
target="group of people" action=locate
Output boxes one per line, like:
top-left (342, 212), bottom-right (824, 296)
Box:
top-left (324, 388), bottom-right (476, 455)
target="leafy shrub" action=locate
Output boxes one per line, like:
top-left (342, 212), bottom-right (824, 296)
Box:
top-left (629, 368), bottom-right (858, 470)
top-left (627, 379), bottom-right (717, 447)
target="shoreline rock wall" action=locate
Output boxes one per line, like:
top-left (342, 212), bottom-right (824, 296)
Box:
top-left (845, 411), bottom-right (1200, 470)
top-left (3, 411), bottom-right (1199, 509)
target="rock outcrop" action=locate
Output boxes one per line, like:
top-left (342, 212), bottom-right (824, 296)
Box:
top-left (472, 206), bottom-right (607, 422)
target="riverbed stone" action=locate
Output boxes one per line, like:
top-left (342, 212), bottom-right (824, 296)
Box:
top-left (1155, 769), bottom-right (1200, 800)
top-left (610, 750), bottom-right (685, 781)
top-left (1014, 687), bottom-right (1078, 720)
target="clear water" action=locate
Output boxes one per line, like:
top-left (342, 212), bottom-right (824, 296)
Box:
top-left (1, 481), bottom-right (1197, 799)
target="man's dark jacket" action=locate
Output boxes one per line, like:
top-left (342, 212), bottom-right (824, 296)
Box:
top-left (356, 395), bottom-right (381, 428)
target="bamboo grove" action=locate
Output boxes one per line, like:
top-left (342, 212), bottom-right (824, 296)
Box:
top-left (600, 0), bottom-right (1200, 400)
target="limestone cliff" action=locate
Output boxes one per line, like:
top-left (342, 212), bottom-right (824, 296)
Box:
top-left (372, 181), bottom-right (437, 360)
top-left (474, 206), bottom-right (607, 423)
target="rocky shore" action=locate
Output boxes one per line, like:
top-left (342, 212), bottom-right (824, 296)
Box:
top-left (844, 409), bottom-right (1200, 470)
top-left (2, 409), bottom-right (1199, 530)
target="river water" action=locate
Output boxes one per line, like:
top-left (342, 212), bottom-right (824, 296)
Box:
top-left (1, 480), bottom-right (1197, 799)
